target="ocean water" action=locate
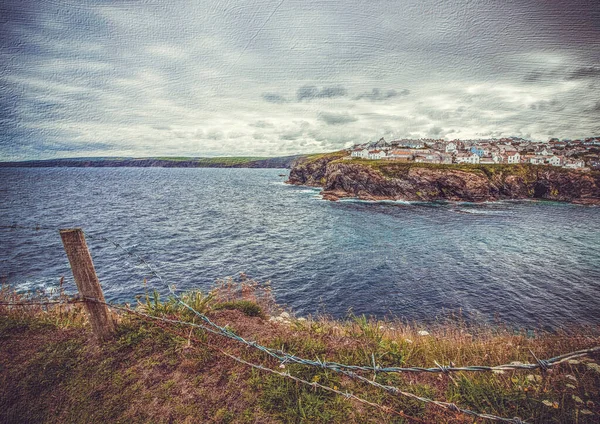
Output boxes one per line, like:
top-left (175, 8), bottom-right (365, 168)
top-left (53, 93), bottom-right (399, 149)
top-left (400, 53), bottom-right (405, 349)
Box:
top-left (1, 167), bottom-right (599, 329)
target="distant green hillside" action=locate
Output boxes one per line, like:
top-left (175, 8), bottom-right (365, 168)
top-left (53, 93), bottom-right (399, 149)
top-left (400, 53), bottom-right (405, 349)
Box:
top-left (152, 156), bottom-right (267, 165)
top-left (0, 155), bottom-right (305, 169)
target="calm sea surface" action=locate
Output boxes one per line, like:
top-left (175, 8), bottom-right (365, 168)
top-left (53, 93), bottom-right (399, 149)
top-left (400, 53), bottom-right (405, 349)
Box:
top-left (1, 167), bottom-right (599, 329)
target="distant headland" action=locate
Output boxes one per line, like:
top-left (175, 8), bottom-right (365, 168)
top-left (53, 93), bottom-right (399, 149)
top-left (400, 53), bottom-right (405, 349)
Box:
top-left (287, 137), bottom-right (600, 205)
top-left (0, 155), bottom-right (301, 169)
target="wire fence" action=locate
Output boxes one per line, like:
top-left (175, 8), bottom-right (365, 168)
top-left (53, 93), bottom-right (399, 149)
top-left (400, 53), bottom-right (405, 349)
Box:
top-left (116, 301), bottom-right (428, 424)
top-left (2, 224), bottom-right (599, 424)
top-left (101, 301), bottom-right (532, 424)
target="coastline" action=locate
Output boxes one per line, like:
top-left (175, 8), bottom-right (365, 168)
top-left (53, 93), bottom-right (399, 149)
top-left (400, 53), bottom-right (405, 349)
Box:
top-left (286, 153), bottom-right (600, 205)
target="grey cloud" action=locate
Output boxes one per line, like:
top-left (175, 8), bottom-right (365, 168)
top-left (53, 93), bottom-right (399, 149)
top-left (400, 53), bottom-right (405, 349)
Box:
top-left (249, 120), bottom-right (274, 128)
top-left (354, 88), bottom-right (410, 101)
top-left (279, 131), bottom-right (302, 141)
top-left (585, 101), bottom-right (600, 113)
top-left (566, 66), bottom-right (600, 80)
top-left (427, 126), bottom-right (444, 137)
top-left (279, 124), bottom-right (307, 141)
top-left (262, 93), bottom-right (288, 104)
top-left (318, 86), bottom-right (347, 99)
top-left (206, 130), bottom-right (224, 140)
top-left (152, 125), bottom-right (172, 131)
top-left (523, 71), bottom-right (544, 83)
top-left (525, 67), bottom-right (600, 83)
top-left (318, 112), bottom-right (358, 125)
top-left (528, 100), bottom-right (564, 112)
top-left (296, 86), bottom-right (318, 101)
top-left (297, 85), bottom-right (347, 101)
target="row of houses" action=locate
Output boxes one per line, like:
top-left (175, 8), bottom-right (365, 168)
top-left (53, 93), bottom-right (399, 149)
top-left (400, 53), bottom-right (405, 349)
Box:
top-left (349, 137), bottom-right (590, 169)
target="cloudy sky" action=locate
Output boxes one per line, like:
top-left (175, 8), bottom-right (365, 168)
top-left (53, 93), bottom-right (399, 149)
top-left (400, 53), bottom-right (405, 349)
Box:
top-left (1, 0), bottom-right (599, 160)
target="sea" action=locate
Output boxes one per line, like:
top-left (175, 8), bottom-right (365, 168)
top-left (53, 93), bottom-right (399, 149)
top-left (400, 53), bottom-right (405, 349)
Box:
top-left (1, 167), bottom-right (599, 330)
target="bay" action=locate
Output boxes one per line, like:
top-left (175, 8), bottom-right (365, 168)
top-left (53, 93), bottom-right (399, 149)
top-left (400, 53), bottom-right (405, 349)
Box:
top-left (1, 167), bottom-right (599, 329)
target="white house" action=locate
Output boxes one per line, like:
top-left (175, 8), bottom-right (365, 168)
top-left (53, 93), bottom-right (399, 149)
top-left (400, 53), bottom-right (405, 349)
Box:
top-left (445, 142), bottom-right (458, 153)
top-left (564, 159), bottom-right (585, 169)
top-left (351, 148), bottom-right (369, 158)
top-left (455, 153), bottom-right (480, 164)
top-left (547, 155), bottom-right (563, 166)
top-left (506, 152), bottom-right (521, 164)
top-left (387, 149), bottom-right (413, 161)
top-left (491, 151), bottom-right (504, 163)
top-left (367, 150), bottom-right (386, 160)
top-left (529, 156), bottom-right (545, 165)
top-left (535, 147), bottom-right (553, 156)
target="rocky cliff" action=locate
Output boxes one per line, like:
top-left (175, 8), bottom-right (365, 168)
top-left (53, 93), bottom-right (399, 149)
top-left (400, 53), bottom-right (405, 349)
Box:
top-left (287, 153), bottom-right (600, 204)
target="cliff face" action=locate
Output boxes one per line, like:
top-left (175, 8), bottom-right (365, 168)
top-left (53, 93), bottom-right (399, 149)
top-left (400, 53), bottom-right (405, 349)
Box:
top-left (287, 152), bottom-right (347, 186)
top-left (287, 154), bottom-right (600, 204)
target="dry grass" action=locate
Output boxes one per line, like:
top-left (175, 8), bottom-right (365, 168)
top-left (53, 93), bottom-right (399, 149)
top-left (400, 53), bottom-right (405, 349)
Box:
top-left (1, 281), bottom-right (599, 423)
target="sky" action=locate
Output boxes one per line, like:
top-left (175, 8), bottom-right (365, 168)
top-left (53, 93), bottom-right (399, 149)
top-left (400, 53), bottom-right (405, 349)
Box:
top-left (1, 0), bottom-right (599, 160)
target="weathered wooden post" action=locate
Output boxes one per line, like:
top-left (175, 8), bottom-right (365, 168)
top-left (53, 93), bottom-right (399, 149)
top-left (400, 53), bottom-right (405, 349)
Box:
top-left (60, 228), bottom-right (115, 341)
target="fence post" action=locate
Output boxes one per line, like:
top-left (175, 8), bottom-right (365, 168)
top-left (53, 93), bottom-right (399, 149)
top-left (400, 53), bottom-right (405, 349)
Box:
top-left (59, 228), bottom-right (115, 341)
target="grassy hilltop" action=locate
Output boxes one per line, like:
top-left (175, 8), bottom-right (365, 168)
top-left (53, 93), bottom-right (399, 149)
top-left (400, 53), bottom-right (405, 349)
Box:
top-left (1, 280), bottom-right (599, 423)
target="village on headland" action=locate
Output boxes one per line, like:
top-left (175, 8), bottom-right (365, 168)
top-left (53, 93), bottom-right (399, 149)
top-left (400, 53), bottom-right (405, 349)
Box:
top-left (347, 136), bottom-right (600, 171)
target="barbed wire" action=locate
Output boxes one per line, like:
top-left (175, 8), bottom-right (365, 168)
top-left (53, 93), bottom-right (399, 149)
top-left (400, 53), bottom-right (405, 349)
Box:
top-left (3, 291), bottom-right (598, 380)
top-left (80, 232), bottom-right (600, 422)
top-left (130, 305), bottom-right (428, 424)
top-left (8, 294), bottom-right (598, 423)
top-left (100, 301), bottom-right (529, 424)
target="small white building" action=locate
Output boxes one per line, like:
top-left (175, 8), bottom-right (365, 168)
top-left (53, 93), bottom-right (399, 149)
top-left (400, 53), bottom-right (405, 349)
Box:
top-left (506, 152), bottom-right (521, 164)
top-left (491, 151), bottom-right (504, 163)
top-left (367, 149), bottom-right (387, 160)
top-left (535, 148), bottom-right (553, 156)
top-left (387, 149), bottom-right (413, 161)
top-left (445, 142), bottom-right (458, 153)
top-left (528, 155), bottom-right (545, 165)
top-left (547, 155), bottom-right (563, 166)
top-left (455, 153), bottom-right (480, 164)
top-left (351, 148), bottom-right (369, 158)
top-left (564, 159), bottom-right (585, 169)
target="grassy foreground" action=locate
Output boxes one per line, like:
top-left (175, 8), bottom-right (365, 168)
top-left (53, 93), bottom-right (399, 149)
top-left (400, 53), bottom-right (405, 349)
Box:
top-left (1, 280), bottom-right (599, 424)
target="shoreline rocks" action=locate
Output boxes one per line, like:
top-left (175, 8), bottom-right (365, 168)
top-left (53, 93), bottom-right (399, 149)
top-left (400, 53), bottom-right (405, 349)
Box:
top-left (288, 154), bottom-right (600, 205)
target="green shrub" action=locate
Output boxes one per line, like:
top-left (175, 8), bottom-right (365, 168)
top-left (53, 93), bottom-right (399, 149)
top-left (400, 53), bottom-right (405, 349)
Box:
top-left (214, 300), bottom-right (263, 317)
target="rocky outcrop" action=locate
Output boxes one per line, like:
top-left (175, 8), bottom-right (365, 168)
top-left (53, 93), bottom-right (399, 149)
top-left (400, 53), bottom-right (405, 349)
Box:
top-left (287, 154), bottom-right (600, 204)
top-left (287, 152), bottom-right (347, 186)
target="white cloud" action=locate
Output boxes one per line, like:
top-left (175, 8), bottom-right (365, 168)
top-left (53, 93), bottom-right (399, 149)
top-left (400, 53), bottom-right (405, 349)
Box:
top-left (1, 0), bottom-right (599, 160)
